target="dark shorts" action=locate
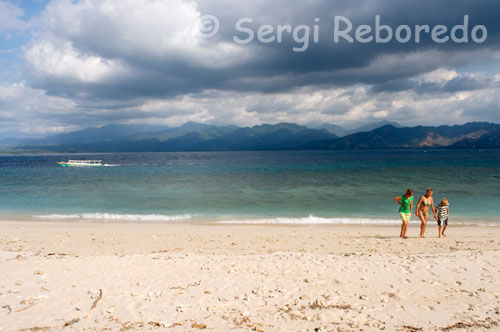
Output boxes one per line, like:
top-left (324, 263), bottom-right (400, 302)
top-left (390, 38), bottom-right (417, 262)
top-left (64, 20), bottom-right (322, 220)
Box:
top-left (438, 218), bottom-right (448, 226)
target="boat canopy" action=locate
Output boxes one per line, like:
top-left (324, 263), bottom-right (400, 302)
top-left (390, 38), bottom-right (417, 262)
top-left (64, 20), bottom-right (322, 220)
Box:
top-left (67, 160), bottom-right (102, 164)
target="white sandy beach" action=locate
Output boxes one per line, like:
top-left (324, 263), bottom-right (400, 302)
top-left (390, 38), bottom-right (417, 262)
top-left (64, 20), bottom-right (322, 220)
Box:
top-left (0, 220), bottom-right (499, 332)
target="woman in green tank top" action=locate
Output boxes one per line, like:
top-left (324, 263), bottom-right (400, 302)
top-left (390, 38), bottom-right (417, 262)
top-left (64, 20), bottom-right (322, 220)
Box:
top-left (394, 189), bottom-right (414, 239)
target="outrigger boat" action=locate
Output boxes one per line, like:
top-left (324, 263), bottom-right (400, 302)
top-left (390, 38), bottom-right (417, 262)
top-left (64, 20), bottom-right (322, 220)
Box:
top-left (58, 160), bottom-right (103, 167)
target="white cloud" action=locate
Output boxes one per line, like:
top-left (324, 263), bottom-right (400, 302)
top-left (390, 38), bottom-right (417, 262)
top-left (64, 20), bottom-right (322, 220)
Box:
top-left (40, 0), bottom-right (201, 53)
top-left (0, 1), bottom-right (26, 36)
top-left (109, 77), bottom-right (500, 129)
top-left (25, 0), bottom-right (249, 84)
top-left (25, 36), bottom-right (127, 83)
top-left (0, 82), bottom-right (77, 137)
top-left (1, 68), bottom-right (499, 139)
top-left (419, 69), bottom-right (459, 83)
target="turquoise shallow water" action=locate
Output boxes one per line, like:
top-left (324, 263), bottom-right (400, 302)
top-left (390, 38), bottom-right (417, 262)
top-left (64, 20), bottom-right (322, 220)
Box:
top-left (0, 150), bottom-right (499, 224)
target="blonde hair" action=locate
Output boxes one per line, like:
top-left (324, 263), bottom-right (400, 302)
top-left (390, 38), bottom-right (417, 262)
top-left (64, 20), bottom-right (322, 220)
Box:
top-left (441, 197), bottom-right (448, 205)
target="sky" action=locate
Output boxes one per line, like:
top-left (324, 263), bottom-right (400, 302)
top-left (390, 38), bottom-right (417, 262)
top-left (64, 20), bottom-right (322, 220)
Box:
top-left (0, 0), bottom-right (499, 138)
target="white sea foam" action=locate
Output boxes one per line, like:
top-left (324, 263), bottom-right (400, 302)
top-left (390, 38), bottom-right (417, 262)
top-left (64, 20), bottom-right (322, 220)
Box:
top-left (33, 213), bottom-right (497, 226)
top-left (36, 213), bottom-right (192, 221)
top-left (214, 215), bottom-right (417, 225)
top-left (215, 216), bottom-right (498, 226)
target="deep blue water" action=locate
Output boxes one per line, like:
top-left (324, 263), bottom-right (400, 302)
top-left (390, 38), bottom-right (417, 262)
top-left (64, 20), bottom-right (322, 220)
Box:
top-left (0, 150), bottom-right (499, 224)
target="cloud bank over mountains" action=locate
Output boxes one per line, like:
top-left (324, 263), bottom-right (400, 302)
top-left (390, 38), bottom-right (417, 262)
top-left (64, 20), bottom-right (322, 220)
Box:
top-left (0, 0), bottom-right (499, 138)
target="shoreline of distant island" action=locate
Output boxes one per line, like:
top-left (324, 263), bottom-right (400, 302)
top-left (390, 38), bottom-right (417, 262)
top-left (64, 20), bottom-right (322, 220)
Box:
top-left (1, 121), bottom-right (499, 153)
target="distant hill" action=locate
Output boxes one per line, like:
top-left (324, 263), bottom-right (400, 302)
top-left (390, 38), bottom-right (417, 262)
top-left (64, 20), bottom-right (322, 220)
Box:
top-left (3, 124), bottom-right (171, 147)
top-left (193, 123), bottom-right (336, 151)
top-left (8, 121), bottom-right (500, 152)
top-left (345, 120), bottom-right (402, 135)
top-left (123, 122), bottom-right (238, 142)
top-left (301, 122), bottom-right (500, 150)
top-left (315, 120), bottom-right (402, 137)
top-left (315, 124), bottom-right (349, 136)
top-left (449, 128), bottom-right (500, 149)
top-left (46, 124), bottom-right (171, 144)
top-left (15, 122), bottom-right (337, 152)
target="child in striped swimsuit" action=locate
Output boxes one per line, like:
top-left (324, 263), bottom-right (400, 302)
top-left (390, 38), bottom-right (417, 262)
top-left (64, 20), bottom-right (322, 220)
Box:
top-left (435, 198), bottom-right (449, 238)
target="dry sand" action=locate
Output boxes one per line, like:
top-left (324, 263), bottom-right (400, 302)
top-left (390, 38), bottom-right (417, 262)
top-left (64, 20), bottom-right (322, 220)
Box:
top-left (0, 220), bottom-right (499, 332)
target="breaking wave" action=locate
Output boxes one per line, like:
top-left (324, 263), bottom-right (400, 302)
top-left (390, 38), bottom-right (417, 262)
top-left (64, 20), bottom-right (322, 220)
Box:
top-left (214, 215), bottom-right (410, 225)
top-left (36, 213), bottom-right (192, 221)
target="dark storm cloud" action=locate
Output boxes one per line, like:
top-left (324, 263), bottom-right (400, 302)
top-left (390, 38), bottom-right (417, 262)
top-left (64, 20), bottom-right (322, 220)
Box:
top-left (442, 75), bottom-right (494, 92)
top-left (35, 107), bottom-right (199, 126)
top-left (24, 0), bottom-right (500, 102)
top-left (371, 73), bottom-right (496, 95)
top-left (371, 79), bottom-right (444, 94)
top-left (370, 79), bottom-right (416, 93)
top-left (414, 81), bottom-right (444, 95)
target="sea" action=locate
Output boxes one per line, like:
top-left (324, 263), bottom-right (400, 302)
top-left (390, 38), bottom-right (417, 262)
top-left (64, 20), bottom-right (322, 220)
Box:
top-left (0, 150), bottom-right (499, 225)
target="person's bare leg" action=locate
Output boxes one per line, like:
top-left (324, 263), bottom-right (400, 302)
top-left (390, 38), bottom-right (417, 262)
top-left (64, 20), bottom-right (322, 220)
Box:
top-left (418, 212), bottom-right (426, 238)
top-left (438, 225), bottom-right (442, 238)
top-left (402, 221), bottom-right (409, 238)
top-left (400, 222), bottom-right (404, 237)
top-left (421, 215), bottom-right (428, 238)
top-left (442, 225), bottom-right (447, 237)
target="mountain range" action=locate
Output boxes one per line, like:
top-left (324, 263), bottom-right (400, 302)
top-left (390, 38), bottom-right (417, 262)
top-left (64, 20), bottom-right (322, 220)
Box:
top-left (302, 122), bottom-right (500, 150)
top-left (2, 121), bottom-right (500, 152)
